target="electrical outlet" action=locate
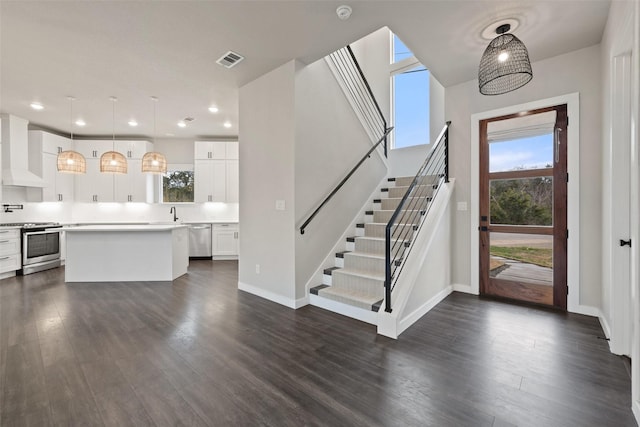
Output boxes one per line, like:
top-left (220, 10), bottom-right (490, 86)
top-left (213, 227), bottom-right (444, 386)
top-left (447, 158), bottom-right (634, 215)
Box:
top-left (275, 200), bottom-right (286, 211)
top-left (255, 264), bottom-right (260, 274)
top-left (457, 202), bottom-right (468, 211)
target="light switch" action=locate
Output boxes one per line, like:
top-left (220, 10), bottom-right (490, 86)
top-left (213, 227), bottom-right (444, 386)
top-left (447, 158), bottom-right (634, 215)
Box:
top-left (457, 202), bottom-right (468, 211)
top-left (275, 200), bottom-right (286, 211)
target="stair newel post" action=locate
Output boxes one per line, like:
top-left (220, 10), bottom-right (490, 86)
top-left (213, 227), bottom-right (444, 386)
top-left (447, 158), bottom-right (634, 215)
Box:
top-left (385, 224), bottom-right (393, 313)
top-left (444, 121), bottom-right (451, 183)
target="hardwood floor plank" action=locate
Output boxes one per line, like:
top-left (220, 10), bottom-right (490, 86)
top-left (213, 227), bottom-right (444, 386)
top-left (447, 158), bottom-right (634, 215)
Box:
top-left (0, 261), bottom-right (635, 426)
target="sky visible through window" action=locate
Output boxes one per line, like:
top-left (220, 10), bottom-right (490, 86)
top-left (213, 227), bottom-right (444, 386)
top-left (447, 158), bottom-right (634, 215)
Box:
top-left (393, 35), bottom-right (430, 149)
top-left (489, 134), bottom-right (554, 172)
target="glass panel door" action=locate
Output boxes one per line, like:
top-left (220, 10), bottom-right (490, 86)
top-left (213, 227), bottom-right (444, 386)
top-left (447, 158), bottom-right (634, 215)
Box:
top-left (479, 105), bottom-right (567, 309)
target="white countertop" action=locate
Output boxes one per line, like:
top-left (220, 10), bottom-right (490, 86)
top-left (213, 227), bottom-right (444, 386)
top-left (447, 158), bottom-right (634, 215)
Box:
top-left (61, 224), bottom-right (189, 232)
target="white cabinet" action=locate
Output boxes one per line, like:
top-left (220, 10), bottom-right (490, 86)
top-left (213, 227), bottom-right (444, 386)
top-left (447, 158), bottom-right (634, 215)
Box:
top-left (0, 229), bottom-right (21, 276)
top-left (194, 141), bottom-right (238, 203)
top-left (74, 140), bottom-right (152, 202)
top-left (212, 224), bottom-right (238, 259)
top-left (75, 158), bottom-right (114, 202)
top-left (114, 159), bottom-right (153, 202)
top-left (27, 131), bottom-right (75, 202)
top-left (114, 141), bottom-right (153, 159)
top-left (194, 141), bottom-right (226, 159)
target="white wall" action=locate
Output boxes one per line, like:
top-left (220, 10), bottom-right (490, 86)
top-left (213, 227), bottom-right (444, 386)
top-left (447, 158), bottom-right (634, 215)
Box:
top-left (238, 60), bottom-right (297, 305)
top-left (446, 44), bottom-right (603, 308)
top-left (294, 52), bottom-right (387, 299)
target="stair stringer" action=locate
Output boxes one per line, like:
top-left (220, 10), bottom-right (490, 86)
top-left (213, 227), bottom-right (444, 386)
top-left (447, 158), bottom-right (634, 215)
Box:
top-left (303, 174), bottom-right (391, 300)
top-left (377, 179), bottom-right (455, 339)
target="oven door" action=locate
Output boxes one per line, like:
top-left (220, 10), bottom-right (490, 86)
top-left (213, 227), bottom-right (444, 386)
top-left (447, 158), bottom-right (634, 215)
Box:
top-left (22, 230), bottom-right (61, 266)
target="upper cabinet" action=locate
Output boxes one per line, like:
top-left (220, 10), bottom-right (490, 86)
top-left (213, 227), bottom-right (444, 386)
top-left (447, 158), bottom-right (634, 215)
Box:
top-left (194, 141), bottom-right (227, 160)
top-left (194, 141), bottom-right (239, 203)
top-left (27, 130), bottom-right (74, 202)
top-left (73, 139), bottom-right (153, 203)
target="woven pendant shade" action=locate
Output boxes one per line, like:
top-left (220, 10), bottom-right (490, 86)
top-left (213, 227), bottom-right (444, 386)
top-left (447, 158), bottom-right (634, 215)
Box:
top-left (478, 26), bottom-right (532, 95)
top-left (100, 151), bottom-right (128, 174)
top-left (141, 152), bottom-right (167, 173)
top-left (57, 150), bottom-right (86, 174)
top-left (58, 96), bottom-right (87, 174)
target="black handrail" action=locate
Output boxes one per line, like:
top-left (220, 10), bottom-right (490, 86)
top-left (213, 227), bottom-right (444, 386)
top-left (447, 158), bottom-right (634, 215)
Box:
top-left (384, 122), bottom-right (451, 313)
top-left (299, 127), bottom-right (393, 235)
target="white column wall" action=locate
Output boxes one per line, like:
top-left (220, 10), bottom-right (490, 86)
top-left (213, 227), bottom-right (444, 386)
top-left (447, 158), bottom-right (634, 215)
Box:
top-left (445, 44), bottom-right (603, 307)
top-left (238, 61), bottom-right (297, 306)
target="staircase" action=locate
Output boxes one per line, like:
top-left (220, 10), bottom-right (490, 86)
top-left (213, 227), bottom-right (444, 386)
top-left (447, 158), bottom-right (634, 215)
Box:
top-left (310, 175), bottom-right (435, 317)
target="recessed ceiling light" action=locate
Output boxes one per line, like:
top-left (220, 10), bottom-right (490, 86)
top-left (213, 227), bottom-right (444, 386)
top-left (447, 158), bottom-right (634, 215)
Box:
top-left (75, 119), bottom-right (86, 127)
top-left (209, 106), bottom-right (219, 113)
top-left (128, 120), bottom-right (138, 127)
top-left (177, 121), bottom-right (186, 128)
top-left (223, 121), bottom-right (232, 128)
top-left (30, 102), bottom-right (44, 110)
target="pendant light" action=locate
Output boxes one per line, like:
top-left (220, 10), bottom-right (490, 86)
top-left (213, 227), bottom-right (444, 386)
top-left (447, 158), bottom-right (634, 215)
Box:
top-left (100, 96), bottom-right (128, 174)
top-left (478, 23), bottom-right (533, 95)
top-left (57, 96), bottom-right (87, 174)
top-left (141, 96), bottom-right (167, 174)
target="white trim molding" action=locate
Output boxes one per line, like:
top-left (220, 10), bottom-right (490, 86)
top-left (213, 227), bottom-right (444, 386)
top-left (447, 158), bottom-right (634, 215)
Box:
top-left (238, 281), bottom-right (308, 309)
top-left (470, 93), bottom-right (581, 313)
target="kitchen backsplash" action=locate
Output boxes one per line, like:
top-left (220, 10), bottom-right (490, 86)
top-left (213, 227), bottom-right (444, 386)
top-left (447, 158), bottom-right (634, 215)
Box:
top-left (0, 198), bottom-right (238, 224)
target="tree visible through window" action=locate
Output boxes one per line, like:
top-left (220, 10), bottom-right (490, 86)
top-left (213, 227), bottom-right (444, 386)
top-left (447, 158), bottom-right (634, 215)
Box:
top-left (163, 170), bottom-right (194, 203)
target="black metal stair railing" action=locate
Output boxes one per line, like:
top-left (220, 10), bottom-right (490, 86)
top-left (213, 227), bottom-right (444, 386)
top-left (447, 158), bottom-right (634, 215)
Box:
top-left (384, 122), bottom-right (451, 313)
top-left (300, 44), bottom-right (392, 235)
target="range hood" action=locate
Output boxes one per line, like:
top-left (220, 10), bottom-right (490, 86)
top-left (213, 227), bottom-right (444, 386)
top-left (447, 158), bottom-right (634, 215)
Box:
top-left (1, 114), bottom-right (45, 187)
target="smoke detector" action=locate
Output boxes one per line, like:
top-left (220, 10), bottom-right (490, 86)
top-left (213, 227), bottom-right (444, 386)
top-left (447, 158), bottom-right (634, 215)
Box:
top-left (336, 5), bottom-right (352, 20)
top-left (216, 51), bottom-right (244, 68)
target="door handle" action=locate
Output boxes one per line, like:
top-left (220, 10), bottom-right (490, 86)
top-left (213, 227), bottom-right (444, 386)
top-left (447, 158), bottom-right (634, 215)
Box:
top-left (620, 239), bottom-right (632, 247)
top-left (555, 128), bottom-right (561, 163)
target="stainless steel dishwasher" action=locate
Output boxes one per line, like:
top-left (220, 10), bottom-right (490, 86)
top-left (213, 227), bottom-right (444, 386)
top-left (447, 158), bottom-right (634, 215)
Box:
top-left (188, 224), bottom-right (212, 259)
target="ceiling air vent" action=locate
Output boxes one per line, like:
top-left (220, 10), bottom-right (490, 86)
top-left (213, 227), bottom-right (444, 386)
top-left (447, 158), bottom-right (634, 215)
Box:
top-left (216, 51), bottom-right (244, 68)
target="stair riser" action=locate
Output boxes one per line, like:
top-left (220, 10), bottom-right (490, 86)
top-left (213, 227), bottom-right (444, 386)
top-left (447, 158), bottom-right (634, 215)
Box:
top-left (331, 272), bottom-right (384, 298)
top-left (394, 175), bottom-right (440, 187)
top-left (344, 255), bottom-right (385, 275)
top-left (323, 274), bottom-right (332, 286)
top-left (365, 223), bottom-right (415, 239)
top-left (388, 185), bottom-right (434, 199)
top-left (355, 238), bottom-right (385, 255)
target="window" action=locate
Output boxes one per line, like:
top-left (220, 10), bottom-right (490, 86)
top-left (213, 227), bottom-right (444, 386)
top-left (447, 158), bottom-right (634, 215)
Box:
top-left (391, 33), bottom-right (430, 149)
top-left (162, 166), bottom-right (194, 203)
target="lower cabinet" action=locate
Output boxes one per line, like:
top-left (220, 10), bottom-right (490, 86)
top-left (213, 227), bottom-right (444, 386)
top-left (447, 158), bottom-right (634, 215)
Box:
top-left (212, 224), bottom-right (238, 259)
top-left (0, 229), bottom-right (21, 277)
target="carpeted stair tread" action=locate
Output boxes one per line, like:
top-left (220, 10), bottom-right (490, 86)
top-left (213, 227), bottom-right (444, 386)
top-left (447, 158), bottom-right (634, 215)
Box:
top-left (332, 268), bottom-right (384, 282)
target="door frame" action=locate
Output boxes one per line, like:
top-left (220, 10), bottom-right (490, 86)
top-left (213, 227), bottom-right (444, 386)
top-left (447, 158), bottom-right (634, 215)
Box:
top-left (470, 93), bottom-right (581, 314)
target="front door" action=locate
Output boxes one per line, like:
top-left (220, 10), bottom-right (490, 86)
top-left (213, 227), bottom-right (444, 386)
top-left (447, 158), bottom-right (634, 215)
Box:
top-left (479, 105), bottom-right (568, 309)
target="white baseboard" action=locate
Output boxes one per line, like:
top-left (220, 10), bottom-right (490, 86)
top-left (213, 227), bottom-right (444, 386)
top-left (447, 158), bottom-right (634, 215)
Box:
top-left (397, 285), bottom-right (453, 335)
top-left (309, 294), bottom-right (378, 325)
top-left (599, 311), bottom-right (612, 340)
top-left (238, 281), bottom-right (307, 309)
top-left (452, 283), bottom-right (474, 294)
top-left (632, 400), bottom-right (640, 426)
top-left (571, 304), bottom-right (600, 317)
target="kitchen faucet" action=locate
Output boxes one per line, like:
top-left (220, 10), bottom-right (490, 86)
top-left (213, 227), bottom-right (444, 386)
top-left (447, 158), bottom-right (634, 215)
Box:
top-left (170, 206), bottom-right (179, 222)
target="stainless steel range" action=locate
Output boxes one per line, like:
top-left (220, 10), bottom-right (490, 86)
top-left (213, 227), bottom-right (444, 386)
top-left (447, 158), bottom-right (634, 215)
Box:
top-left (0, 222), bottom-right (62, 275)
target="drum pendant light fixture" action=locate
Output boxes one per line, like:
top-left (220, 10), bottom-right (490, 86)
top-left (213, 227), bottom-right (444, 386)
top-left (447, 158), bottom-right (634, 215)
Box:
top-left (100, 96), bottom-right (128, 174)
top-left (57, 96), bottom-right (86, 174)
top-left (478, 23), bottom-right (533, 95)
top-left (142, 96), bottom-right (167, 174)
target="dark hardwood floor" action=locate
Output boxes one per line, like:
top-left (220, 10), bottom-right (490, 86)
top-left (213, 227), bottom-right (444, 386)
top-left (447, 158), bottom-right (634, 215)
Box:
top-left (0, 260), bottom-right (635, 426)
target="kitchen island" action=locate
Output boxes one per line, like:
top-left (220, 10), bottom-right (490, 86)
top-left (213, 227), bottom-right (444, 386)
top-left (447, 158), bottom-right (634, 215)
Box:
top-left (62, 224), bottom-right (189, 282)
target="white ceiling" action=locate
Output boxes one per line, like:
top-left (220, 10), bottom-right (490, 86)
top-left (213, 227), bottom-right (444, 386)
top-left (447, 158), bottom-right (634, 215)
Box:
top-left (0, 1), bottom-right (611, 140)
